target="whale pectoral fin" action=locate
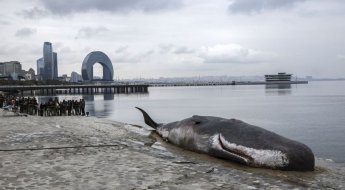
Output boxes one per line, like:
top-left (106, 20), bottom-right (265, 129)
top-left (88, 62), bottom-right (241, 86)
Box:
top-left (210, 134), bottom-right (253, 165)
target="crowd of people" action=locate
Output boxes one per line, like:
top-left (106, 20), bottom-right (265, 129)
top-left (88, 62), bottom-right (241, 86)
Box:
top-left (0, 94), bottom-right (86, 116)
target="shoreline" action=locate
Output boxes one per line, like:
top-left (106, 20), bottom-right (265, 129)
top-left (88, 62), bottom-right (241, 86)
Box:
top-left (0, 114), bottom-right (344, 189)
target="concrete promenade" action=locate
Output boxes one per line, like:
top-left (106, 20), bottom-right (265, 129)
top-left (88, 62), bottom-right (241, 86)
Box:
top-left (0, 113), bottom-right (344, 189)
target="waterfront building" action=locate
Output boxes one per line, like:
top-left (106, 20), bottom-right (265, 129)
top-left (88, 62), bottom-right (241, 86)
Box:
top-left (306, 76), bottom-right (313, 81)
top-left (36, 58), bottom-right (44, 80)
top-left (70, 71), bottom-right (83, 83)
top-left (0, 61), bottom-right (22, 80)
top-left (61, 74), bottom-right (70, 82)
top-left (81, 51), bottom-right (114, 82)
top-left (22, 68), bottom-right (35, 80)
top-left (265, 72), bottom-right (292, 82)
top-left (43, 42), bottom-right (53, 80)
top-left (37, 42), bottom-right (59, 81)
top-left (53, 52), bottom-right (58, 79)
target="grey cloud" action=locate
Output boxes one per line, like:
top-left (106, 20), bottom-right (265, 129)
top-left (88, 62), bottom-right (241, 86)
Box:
top-left (337, 54), bottom-right (345, 61)
top-left (159, 44), bottom-right (195, 54)
top-left (0, 14), bottom-right (10, 25)
top-left (199, 43), bottom-right (275, 64)
top-left (174, 46), bottom-right (195, 54)
top-left (0, 45), bottom-right (7, 55)
top-left (19, 7), bottom-right (48, 19)
top-left (159, 44), bottom-right (174, 53)
top-left (115, 46), bottom-right (128, 53)
top-left (15, 28), bottom-right (36, 38)
top-left (0, 20), bottom-right (10, 25)
top-left (40, 0), bottom-right (182, 15)
top-left (228, 0), bottom-right (305, 14)
top-left (113, 53), bottom-right (142, 63)
top-left (144, 50), bottom-right (155, 56)
top-left (113, 48), bottom-right (155, 63)
top-left (76, 26), bottom-right (109, 38)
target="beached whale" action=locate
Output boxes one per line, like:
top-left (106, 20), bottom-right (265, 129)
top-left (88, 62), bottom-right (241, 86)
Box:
top-left (136, 107), bottom-right (315, 171)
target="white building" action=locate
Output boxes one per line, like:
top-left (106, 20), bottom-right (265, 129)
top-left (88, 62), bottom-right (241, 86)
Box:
top-left (70, 72), bottom-right (83, 83)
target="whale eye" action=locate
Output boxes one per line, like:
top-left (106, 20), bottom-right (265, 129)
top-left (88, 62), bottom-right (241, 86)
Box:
top-left (191, 116), bottom-right (203, 125)
top-left (194, 121), bottom-right (201, 125)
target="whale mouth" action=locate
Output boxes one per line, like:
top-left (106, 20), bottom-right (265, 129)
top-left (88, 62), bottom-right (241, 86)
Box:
top-left (217, 134), bottom-right (254, 164)
top-left (213, 134), bottom-right (289, 168)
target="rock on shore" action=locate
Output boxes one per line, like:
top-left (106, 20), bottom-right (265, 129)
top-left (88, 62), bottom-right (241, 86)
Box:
top-left (0, 114), bottom-right (344, 189)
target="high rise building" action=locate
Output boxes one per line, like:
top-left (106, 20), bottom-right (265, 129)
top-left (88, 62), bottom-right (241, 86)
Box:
top-left (36, 58), bottom-right (44, 80)
top-left (53, 52), bottom-right (58, 79)
top-left (38, 42), bottom-right (58, 80)
top-left (43, 42), bottom-right (53, 80)
top-left (0, 61), bottom-right (22, 80)
top-left (70, 71), bottom-right (83, 83)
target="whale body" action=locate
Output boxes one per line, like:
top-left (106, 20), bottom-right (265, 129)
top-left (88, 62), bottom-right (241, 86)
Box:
top-left (136, 107), bottom-right (315, 171)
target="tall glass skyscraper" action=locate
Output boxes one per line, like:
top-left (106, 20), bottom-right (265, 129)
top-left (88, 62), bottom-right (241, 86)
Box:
top-left (36, 58), bottom-right (44, 80)
top-left (53, 52), bottom-right (58, 79)
top-left (38, 42), bottom-right (58, 80)
top-left (43, 42), bottom-right (53, 80)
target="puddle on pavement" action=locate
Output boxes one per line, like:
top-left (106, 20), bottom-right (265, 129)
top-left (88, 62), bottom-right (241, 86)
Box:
top-left (151, 142), bottom-right (167, 151)
top-left (124, 124), bottom-right (154, 136)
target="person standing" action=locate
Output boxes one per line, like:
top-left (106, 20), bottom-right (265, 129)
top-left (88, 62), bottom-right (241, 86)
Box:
top-left (80, 99), bottom-right (85, 116)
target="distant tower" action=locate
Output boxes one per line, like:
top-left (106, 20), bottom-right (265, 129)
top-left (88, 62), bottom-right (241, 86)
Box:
top-left (36, 58), bottom-right (44, 80)
top-left (53, 52), bottom-right (58, 80)
top-left (43, 42), bottom-right (53, 80)
top-left (40, 42), bottom-right (59, 80)
top-left (0, 61), bottom-right (22, 80)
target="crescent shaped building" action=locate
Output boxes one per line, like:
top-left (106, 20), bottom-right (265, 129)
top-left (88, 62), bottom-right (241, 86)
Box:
top-left (81, 51), bottom-right (114, 82)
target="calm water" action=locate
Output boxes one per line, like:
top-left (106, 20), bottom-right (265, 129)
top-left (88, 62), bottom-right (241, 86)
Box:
top-left (41, 81), bottom-right (345, 163)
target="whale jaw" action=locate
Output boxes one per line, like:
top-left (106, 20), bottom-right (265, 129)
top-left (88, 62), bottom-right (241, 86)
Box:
top-left (210, 134), bottom-right (289, 169)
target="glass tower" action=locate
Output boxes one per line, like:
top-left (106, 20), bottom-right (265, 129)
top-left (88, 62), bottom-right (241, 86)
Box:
top-left (43, 42), bottom-right (53, 80)
top-left (36, 58), bottom-right (44, 80)
top-left (53, 52), bottom-right (58, 80)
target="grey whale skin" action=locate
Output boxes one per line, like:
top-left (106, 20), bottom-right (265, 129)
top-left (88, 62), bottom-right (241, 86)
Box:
top-left (136, 107), bottom-right (315, 171)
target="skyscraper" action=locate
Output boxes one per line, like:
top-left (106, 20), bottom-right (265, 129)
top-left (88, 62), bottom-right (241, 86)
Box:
top-left (36, 58), bottom-right (44, 80)
top-left (70, 71), bottom-right (83, 83)
top-left (53, 52), bottom-right (58, 80)
top-left (0, 61), bottom-right (22, 80)
top-left (38, 42), bottom-right (58, 81)
top-left (43, 42), bottom-right (53, 80)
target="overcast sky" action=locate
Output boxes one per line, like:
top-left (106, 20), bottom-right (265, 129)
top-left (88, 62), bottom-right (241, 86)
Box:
top-left (1, 0), bottom-right (345, 79)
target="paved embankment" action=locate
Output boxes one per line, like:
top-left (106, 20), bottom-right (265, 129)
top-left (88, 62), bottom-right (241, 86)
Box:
top-left (0, 113), bottom-right (344, 189)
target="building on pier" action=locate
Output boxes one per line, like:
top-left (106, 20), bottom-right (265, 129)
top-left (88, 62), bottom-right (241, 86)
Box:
top-left (265, 73), bottom-right (292, 82)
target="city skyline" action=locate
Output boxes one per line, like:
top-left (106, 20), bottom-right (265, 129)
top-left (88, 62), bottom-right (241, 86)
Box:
top-left (1, 0), bottom-right (345, 79)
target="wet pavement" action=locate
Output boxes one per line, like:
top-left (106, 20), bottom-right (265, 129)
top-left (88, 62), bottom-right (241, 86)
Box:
top-left (0, 113), bottom-right (344, 189)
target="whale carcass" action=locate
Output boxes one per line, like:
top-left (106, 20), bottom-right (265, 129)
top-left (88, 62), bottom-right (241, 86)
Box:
top-left (136, 107), bottom-right (315, 171)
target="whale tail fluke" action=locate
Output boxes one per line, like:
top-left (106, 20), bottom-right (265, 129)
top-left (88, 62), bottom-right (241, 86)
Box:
top-left (135, 107), bottom-right (159, 129)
